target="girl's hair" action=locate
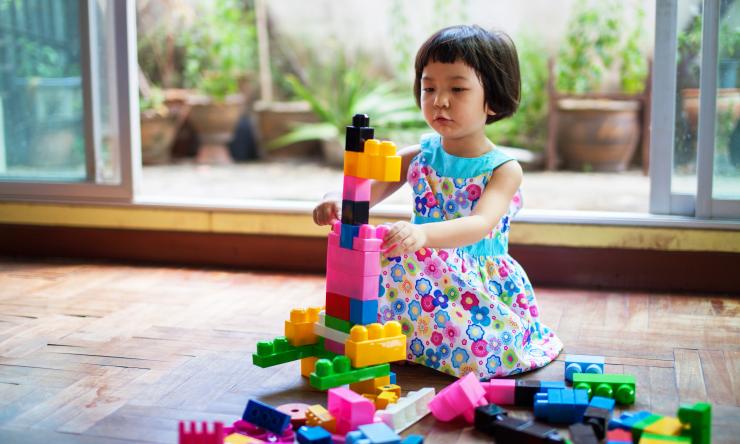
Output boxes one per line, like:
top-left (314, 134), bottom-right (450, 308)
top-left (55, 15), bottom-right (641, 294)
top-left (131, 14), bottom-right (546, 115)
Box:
top-left (413, 25), bottom-right (520, 124)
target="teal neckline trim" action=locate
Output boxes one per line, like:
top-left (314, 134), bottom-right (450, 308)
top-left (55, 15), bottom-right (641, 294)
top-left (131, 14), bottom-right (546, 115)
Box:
top-left (420, 133), bottom-right (514, 179)
top-left (412, 214), bottom-right (508, 257)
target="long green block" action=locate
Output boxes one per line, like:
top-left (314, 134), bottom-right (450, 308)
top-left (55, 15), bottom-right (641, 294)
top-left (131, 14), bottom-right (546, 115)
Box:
top-left (324, 314), bottom-right (351, 333)
top-left (572, 373), bottom-right (636, 404)
top-left (678, 402), bottom-right (711, 444)
top-left (309, 355), bottom-right (390, 390)
top-left (252, 336), bottom-right (317, 368)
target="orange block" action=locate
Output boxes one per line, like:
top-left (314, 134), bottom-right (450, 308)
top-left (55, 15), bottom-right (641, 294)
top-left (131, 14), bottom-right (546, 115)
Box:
top-left (345, 321), bottom-right (406, 368)
top-left (305, 404), bottom-right (335, 433)
top-left (285, 307), bottom-right (321, 346)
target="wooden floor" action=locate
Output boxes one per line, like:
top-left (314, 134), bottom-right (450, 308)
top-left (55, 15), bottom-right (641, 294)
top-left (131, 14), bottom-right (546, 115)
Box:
top-left (0, 258), bottom-right (737, 444)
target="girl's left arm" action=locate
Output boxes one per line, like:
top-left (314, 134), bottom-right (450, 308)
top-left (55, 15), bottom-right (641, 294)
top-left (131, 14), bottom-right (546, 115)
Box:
top-left (381, 160), bottom-right (522, 256)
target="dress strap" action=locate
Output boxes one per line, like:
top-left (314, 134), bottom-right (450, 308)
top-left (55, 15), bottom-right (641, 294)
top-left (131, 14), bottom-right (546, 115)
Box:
top-left (419, 133), bottom-right (515, 178)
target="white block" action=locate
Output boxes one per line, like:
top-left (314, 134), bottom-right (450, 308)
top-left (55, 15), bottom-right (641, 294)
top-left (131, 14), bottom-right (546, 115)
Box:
top-left (375, 387), bottom-right (435, 433)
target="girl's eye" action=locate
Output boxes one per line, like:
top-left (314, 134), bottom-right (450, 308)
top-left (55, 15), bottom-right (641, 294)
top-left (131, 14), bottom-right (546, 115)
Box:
top-left (422, 87), bottom-right (435, 93)
top-left (452, 87), bottom-right (467, 92)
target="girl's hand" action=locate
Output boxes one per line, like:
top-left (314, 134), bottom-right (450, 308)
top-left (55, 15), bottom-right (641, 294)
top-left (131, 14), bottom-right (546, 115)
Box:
top-left (313, 198), bottom-right (340, 226)
top-left (382, 221), bottom-right (427, 257)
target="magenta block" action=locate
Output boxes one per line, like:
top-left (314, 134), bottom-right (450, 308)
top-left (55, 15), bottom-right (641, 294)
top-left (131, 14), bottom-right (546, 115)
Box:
top-left (326, 268), bottom-right (380, 301)
top-left (343, 176), bottom-right (371, 201)
top-left (353, 224), bottom-right (382, 252)
top-left (323, 338), bottom-right (345, 355)
top-left (327, 387), bottom-right (375, 434)
top-left (326, 242), bottom-right (380, 277)
top-left (428, 372), bottom-right (488, 423)
top-left (482, 379), bottom-right (516, 405)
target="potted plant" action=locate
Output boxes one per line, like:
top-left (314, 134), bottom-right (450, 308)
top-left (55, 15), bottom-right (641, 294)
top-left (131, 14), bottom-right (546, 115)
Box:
top-left (268, 45), bottom-right (425, 166)
top-left (551, 0), bottom-right (649, 172)
top-left (139, 86), bottom-right (182, 165)
top-left (182, 0), bottom-right (257, 164)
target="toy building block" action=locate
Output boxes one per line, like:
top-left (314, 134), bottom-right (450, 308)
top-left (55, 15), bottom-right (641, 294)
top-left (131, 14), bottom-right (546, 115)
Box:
top-left (350, 298), bottom-right (379, 325)
top-left (342, 200), bottom-right (370, 226)
top-left (376, 387), bottom-right (435, 433)
top-left (328, 387), bottom-right (376, 435)
top-left (306, 405), bottom-right (336, 433)
top-left (606, 428), bottom-right (633, 444)
top-left (474, 403), bottom-right (509, 435)
top-left (346, 422), bottom-right (402, 444)
top-left (253, 337), bottom-right (317, 368)
top-left (630, 413), bottom-right (664, 443)
top-left (242, 399), bottom-right (291, 435)
top-left (326, 292), bottom-right (350, 319)
top-left (224, 433), bottom-right (264, 444)
top-left (565, 354), bottom-right (605, 382)
top-left (374, 390), bottom-right (398, 410)
top-left (310, 355), bottom-right (391, 390)
top-left (377, 141), bottom-right (401, 182)
top-left (569, 423), bottom-right (600, 444)
top-left (350, 375), bottom-right (392, 396)
top-left (326, 266), bottom-right (380, 301)
top-left (582, 396), bottom-right (615, 439)
top-left (340, 223), bottom-right (361, 249)
top-left (229, 418), bottom-right (296, 442)
top-left (533, 388), bottom-right (589, 424)
top-left (343, 175), bottom-right (371, 201)
top-left (484, 415), bottom-right (565, 443)
top-left (323, 338), bottom-right (345, 355)
top-left (353, 224), bottom-right (383, 252)
top-left (277, 403), bottom-right (311, 430)
top-left (677, 402), bottom-right (711, 444)
top-left (639, 434), bottom-right (691, 443)
top-left (345, 322), bottom-right (406, 368)
top-left (179, 421), bottom-right (224, 444)
top-left (301, 357), bottom-right (318, 378)
top-left (401, 435), bottom-right (424, 444)
top-left (325, 314), bottom-right (352, 333)
top-left (297, 425), bottom-right (332, 444)
top-left (429, 372), bottom-right (488, 423)
top-left (482, 379), bottom-right (566, 406)
top-left (572, 373), bottom-right (636, 405)
top-left (610, 410), bottom-right (653, 431)
top-left (345, 113), bottom-right (375, 153)
top-left (314, 312), bottom-right (350, 344)
top-left (285, 307), bottom-right (322, 347)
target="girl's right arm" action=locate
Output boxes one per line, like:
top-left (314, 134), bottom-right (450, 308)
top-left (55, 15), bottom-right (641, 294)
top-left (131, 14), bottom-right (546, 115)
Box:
top-left (312, 144), bottom-right (420, 226)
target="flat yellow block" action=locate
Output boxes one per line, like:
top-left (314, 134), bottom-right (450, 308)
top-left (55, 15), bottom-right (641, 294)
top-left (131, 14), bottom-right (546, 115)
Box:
top-left (644, 416), bottom-right (685, 436)
top-left (306, 404), bottom-right (335, 432)
top-left (350, 375), bottom-right (391, 395)
top-left (345, 321), bottom-right (406, 368)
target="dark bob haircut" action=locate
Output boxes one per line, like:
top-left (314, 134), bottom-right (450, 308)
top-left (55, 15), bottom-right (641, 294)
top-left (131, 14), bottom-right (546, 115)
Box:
top-left (414, 25), bottom-right (521, 124)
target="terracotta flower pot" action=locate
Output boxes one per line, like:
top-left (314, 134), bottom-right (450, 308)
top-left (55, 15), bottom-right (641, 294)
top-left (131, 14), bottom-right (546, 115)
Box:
top-left (680, 88), bottom-right (740, 132)
top-left (140, 112), bottom-right (178, 165)
top-left (556, 99), bottom-right (641, 172)
top-left (187, 94), bottom-right (245, 164)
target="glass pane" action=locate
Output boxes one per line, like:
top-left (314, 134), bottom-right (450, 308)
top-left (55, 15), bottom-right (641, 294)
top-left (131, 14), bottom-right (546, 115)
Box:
top-left (674, 0), bottom-right (703, 195)
top-left (714, 0), bottom-right (740, 199)
top-left (0, 0), bottom-right (86, 181)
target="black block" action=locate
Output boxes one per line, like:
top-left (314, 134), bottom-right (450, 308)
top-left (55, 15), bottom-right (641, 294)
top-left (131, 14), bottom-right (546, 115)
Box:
top-left (515, 379), bottom-right (542, 406)
top-left (568, 423), bottom-right (600, 444)
top-left (583, 406), bottom-right (611, 440)
top-left (474, 404), bottom-right (508, 434)
top-left (345, 113), bottom-right (374, 152)
top-left (341, 200), bottom-right (369, 225)
top-left (488, 416), bottom-right (564, 444)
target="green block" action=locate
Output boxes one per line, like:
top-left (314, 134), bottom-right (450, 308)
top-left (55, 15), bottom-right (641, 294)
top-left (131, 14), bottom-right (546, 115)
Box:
top-left (309, 355), bottom-right (390, 390)
top-left (678, 402), bottom-right (711, 444)
top-left (252, 336), bottom-right (317, 367)
top-left (639, 433), bottom-right (691, 443)
top-left (313, 337), bottom-right (338, 360)
top-left (631, 414), bottom-right (663, 443)
top-left (572, 373), bottom-right (636, 404)
top-left (324, 314), bottom-right (351, 333)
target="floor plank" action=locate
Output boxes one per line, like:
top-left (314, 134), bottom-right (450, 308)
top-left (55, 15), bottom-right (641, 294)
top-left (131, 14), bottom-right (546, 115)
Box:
top-left (0, 257), bottom-right (737, 443)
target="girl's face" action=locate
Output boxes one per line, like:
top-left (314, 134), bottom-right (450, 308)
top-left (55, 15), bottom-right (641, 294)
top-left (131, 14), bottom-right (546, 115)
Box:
top-left (420, 60), bottom-right (494, 145)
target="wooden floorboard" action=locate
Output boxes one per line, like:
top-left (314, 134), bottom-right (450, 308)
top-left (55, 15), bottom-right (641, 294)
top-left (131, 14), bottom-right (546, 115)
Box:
top-left (0, 257), bottom-right (737, 444)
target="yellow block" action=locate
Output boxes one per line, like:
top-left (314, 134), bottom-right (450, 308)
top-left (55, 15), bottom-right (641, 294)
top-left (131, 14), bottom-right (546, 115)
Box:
top-left (349, 375), bottom-right (391, 395)
top-left (225, 433), bottom-right (263, 443)
top-left (374, 390), bottom-right (398, 409)
top-left (644, 416), bottom-right (685, 436)
top-left (377, 383), bottom-right (402, 398)
top-left (378, 141), bottom-right (401, 181)
top-left (345, 321), bottom-right (406, 368)
top-left (284, 307), bottom-right (321, 346)
top-left (300, 357), bottom-right (318, 378)
top-left (344, 151), bottom-right (360, 176)
top-left (306, 404), bottom-right (335, 432)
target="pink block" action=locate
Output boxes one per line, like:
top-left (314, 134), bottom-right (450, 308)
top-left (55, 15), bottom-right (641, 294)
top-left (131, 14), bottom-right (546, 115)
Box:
top-left (428, 372), bottom-right (488, 423)
top-left (328, 387), bottom-right (375, 434)
top-left (326, 242), bottom-right (380, 276)
top-left (326, 268), bottom-right (379, 301)
top-left (324, 338), bottom-right (345, 355)
top-left (482, 379), bottom-right (516, 405)
top-left (343, 176), bottom-right (371, 201)
top-left (353, 224), bottom-right (382, 252)
top-left (179, 421), bottom-right (224, 444)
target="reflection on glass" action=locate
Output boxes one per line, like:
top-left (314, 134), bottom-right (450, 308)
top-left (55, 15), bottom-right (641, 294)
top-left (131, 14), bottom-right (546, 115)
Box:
top-left (674, 0), bottom-right (703, 195)
top-left (713, 0), bottom-right (740, 199)
top-left (0, 0), bottom-right (85, 181)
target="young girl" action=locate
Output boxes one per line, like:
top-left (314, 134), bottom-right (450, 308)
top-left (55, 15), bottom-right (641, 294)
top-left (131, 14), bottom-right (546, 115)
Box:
top-left (313, 25), bottom-right (562, 379)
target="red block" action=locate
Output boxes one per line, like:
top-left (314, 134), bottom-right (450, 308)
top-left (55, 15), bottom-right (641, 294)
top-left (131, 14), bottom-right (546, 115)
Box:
top-left (326, 292), bottom-right (350, 320)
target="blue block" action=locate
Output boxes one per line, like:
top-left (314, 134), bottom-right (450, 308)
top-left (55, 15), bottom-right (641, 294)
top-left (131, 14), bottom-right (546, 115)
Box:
top-left (565, 354), bottom-right (605, 382)
top-left (590, 395), bottom-right (616, 412)
top-left (540, 380), bottom-right (566, 390)
top-left (340, 223), bottom-right (360, 249)
top-left (297, 425), bottom-right (332, 444)
top-left (534, 388), bottom-right (589, 424)
top-left (609, 410), bottom-right (652, 430)
top-left (390, 371), bottom-right (396, 384)
top-left (242, 399), bottom-right (290, 434)
top-left (350, 298), bottom-right (378, 324)
top-left (346, 422), bottom-right (400, 444)
top-left (401, 436), bottom-right (424, 444)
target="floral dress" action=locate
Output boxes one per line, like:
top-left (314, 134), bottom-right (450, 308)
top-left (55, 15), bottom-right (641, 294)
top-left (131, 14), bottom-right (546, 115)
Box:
top-left (378, 133), bottom-right (563, 379)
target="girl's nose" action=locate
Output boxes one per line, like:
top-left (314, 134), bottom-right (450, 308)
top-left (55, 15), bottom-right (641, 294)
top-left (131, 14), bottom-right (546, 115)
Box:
top-left (434, 93), bottom-right (449, 108)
